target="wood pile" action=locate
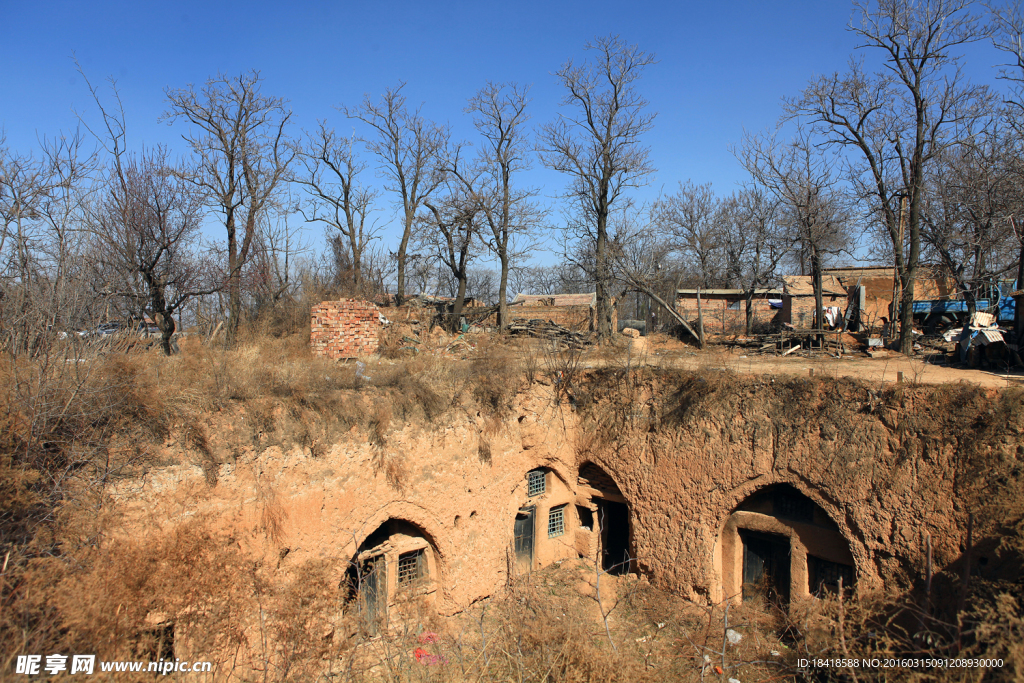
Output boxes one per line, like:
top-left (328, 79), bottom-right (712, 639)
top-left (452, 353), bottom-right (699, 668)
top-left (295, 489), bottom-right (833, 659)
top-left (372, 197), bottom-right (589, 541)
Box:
top-left (720, 330), bottom-right (849, 355)
top-left (508, 319), bottom-right (592, 349)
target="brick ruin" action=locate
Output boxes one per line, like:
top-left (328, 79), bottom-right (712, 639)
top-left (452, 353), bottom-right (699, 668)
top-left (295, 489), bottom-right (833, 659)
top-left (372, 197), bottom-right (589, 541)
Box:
top-left (310, 299), bottom-right (382, 359)
top-left (674, 289), bottom-right (781, 335)
top-left (510, 293), bottom-right (615, 332)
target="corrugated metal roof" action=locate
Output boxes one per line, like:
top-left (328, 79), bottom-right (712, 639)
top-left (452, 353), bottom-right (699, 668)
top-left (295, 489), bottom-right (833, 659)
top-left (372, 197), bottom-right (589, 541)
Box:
top-left (782, 275), bottom-right (847, 297)
top-left (676, 288), bottom-right (782, 297)
top-left (513, 293), bottom-right (596, 307)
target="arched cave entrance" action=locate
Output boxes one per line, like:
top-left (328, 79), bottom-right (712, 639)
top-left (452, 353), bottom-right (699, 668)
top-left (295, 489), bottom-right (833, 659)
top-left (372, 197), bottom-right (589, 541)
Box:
top-left (345, 519), bottom-right (440, 633)
top-left (578, 462), bottom-right (633, 575)
top-left (719, 484), bottom-right (855, 606)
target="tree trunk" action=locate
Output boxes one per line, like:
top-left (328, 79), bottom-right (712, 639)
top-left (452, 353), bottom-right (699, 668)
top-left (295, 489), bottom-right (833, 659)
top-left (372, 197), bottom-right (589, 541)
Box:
top-left (745, 293), bottom-right (754, 336)
top-left (497, 251), bottom-right (510, 332)
top-left (1015, 240), bottom-right (1024, 345)
top-left (453, 275), bottom-right (467, 328)
top-left (595, 204), bottom-right (613, 340)
top-left (696, 287), bottom-right (705, 347)
top-left (812, 249), bottom-right (824, 336)
top-left (226, 216), bottom-right (240, 345)
top-left (159, 315), bottom-right (176, 356)
top-left (899, 194), bottom-right (922, 355)
top-left (898, 267), bottom-right (916, 354)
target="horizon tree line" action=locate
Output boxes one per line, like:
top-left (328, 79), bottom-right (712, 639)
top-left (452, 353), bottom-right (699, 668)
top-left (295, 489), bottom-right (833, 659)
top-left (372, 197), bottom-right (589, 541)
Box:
top-left (2, 0), bottom-right (1024, 356)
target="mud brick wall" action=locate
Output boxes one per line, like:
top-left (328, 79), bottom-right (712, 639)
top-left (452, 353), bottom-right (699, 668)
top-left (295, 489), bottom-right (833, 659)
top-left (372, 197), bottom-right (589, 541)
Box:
top-left (784, 294), bottom-right (846, 328)
top-left (310, 299), bottom-right (381, 359)
top-left (511, 305), bottom-right (614, 332)
top-left (675, 298), bottom-right (778, 334)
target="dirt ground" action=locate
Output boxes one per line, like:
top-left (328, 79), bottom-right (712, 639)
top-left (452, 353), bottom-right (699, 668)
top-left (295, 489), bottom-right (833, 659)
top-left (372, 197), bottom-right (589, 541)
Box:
top-left (589, 333), bottom-right (1024, 388)
top-left (394, 325), bottom-right (1024, 388)
top-left (642, 347), bottom-right (1024, 388)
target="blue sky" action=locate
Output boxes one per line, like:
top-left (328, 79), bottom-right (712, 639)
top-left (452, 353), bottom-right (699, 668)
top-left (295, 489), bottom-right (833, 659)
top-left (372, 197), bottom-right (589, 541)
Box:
top-left (1, 0), bottom-right (1012, 265)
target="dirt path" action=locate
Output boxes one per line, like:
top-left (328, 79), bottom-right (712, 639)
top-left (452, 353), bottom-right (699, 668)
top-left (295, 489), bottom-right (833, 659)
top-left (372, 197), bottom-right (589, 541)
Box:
top-left (654, 348), bottom-right (1023, 388)
top-left (580, 341), bottom-right (1024, 388)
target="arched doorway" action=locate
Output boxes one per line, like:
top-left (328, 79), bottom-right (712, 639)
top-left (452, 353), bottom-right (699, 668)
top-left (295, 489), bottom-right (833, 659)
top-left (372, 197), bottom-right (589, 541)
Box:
top-left (345, 519), bottom-right (441, 633)
top-left (578, 462), bottom-right (632, 575)
top-left (719, 484), bottom-right (855, 606)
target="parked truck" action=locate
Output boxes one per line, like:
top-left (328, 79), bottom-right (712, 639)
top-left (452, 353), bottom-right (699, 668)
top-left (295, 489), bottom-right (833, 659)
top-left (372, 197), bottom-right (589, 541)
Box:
top-left (912, 279), bottom-right (1017, 332)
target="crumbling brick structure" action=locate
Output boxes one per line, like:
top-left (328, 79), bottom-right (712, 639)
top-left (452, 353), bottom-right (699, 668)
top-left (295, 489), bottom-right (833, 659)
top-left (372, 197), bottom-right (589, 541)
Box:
top-left (675, 289), bottom-right (781, 334)
top-left (511, 293), bottom-right (615, 332)
top-left (310, 299), bottom-right (381, 359)
top-left (782, 275), bottom-right (848, 328)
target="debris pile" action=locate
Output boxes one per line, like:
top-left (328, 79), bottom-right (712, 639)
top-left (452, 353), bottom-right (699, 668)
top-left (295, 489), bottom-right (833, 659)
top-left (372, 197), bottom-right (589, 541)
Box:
top-left (508, 319), bottom-right (592, 349)
top-left (943, 311), bottom-right (1006, 359)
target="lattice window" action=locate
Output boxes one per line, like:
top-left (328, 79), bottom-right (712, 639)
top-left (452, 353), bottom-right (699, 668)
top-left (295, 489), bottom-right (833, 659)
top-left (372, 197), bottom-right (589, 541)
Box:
top-left (774, 491), bottom-right (814, 523)
top-left (527, 470), bottom-right (546, 497)
top-left (548, 505), bottom-right (566, 538)
top-left (397, 549), bottom-right (425, 585)
top-left (809, 555), bottom-right (854, 595)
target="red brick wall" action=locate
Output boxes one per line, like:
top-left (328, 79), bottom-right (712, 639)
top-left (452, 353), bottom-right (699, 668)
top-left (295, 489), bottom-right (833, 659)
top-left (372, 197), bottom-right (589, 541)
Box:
top-left (675, 297), bottom-right (778, 334)
top-left (310, 299), bottom-right (381, 359)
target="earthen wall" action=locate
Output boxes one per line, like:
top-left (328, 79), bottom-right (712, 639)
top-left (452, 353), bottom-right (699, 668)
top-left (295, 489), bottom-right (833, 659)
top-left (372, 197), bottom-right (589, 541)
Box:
top-left (113, 375), bottom-right (1021, 624)
top-left (675, 297), bottom-right (778, 334)
top-left (511, 305), bottom-right (597, 332)
top-left (783, 294), bottom-right (847, 328)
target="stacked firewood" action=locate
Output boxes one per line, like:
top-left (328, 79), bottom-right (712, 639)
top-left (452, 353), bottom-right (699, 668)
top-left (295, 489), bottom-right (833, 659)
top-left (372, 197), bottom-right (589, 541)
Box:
top-left (508, 319), bottom-right (592, 349)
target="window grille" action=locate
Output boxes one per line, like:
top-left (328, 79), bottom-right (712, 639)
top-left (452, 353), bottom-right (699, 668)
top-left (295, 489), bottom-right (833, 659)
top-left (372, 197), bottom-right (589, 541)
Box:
top-left (527, 470), bottom-right (546, 497)
top-left (548, 505), bottom-right (566, 538)
top-left (397, 549), bottom-right (425, 585)
top-left (774, 491), bottom-right (814, 523)
top-left (809, 555), bottom-right (854, 595)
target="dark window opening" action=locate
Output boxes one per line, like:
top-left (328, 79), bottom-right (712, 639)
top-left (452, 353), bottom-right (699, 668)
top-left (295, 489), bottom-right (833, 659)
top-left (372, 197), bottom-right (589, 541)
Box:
top-left (740, 529), bottom-right (791, 605)
top-left (808, 555), bottom-right (854, 596)
top-left (548, 505), bottom-right (566, 537)
top-left (577, 505), bottom-right (594, 531)
top-left (598, 500), bottom-right (631, 575)
top-left (773, 491), bottom-right (814, 523)
top-left (527, 470), bottom-right (546, 497)
top-left (136, 622), bottom-right (174, 661)
top-left (397, 549), bottom-right (426, 585)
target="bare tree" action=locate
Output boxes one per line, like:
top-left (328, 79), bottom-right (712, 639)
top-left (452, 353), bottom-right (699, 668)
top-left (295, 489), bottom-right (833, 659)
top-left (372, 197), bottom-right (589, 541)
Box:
top-left (609, 210), bottom-right (703, 344)
top-left (295, 122), bottom-right (379, 293)
top-left (245, 208), bottom-right (309, 320)
top-left (724, 188), bottom-right (791, 334)
top-left (786, 0), bottom-right (989, 352)
top-left (342, 83), bottom-right (446, 306)
top-left (922, 121), bottom-right (1020, 327)
top-left (653, 180), bottom-right (724, 289)
top-left (739, 129), bottom-right (852, 334)
top-left (90, 149), bottom-right (215, 354)
top-left (163, 71), bottom-right (294, 344)
top-left (467, 268), bottom-right (497, 305)
top-left (989, 0), bottom-right (1024, 341)
top-left (447, 82), bottom-right (544, 330)
top-left (420, 150), bottom-right (482, 324)
top-left (539, 35), bottom-right (657, 341)
top-left (79, 75), bottom-right (216, 354)
top-left (0, 131), bottom-right (95, 351)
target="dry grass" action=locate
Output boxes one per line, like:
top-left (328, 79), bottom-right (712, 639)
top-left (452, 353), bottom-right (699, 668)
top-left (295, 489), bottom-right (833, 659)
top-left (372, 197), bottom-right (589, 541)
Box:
top-left (3, 331), bottom-right (1024, 681)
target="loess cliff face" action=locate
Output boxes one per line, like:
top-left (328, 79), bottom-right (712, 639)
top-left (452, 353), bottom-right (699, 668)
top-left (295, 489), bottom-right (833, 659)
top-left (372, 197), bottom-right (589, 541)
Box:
top-left (112, 368), bottom-right (1024, 614)
top-left (575, 372), bottom-right (1024, 604)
